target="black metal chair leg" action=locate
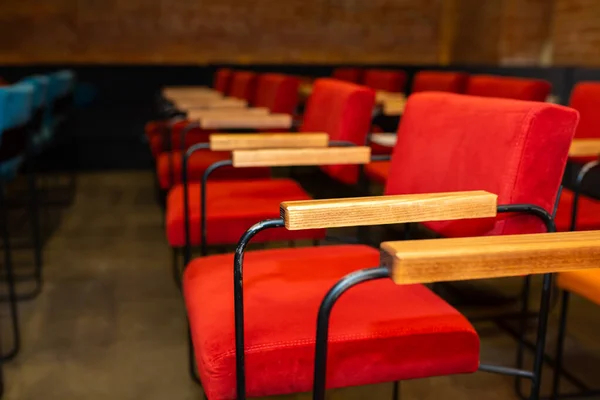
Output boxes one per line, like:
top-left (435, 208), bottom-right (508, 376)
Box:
top-left (0, 184), bottom-right (21, 362)
top-left (515, 275), bottom-right (532, 399)
top-left (551, 291), bottom-right (570, 400)
top-left (392, 381), bottom-right (400, 400)
top-left (172, 248), bottom-right (181, 289)
top-left (25, 167), bottom-right (42, 299)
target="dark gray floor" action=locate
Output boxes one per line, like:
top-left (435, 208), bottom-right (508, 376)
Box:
top-left (2, 171), bottom-right (599, 399)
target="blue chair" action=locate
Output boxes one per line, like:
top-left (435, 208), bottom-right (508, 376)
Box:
top-left (0, 82), bottom-right (37, 365)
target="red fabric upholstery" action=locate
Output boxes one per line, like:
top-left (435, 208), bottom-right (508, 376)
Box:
top-left (300, 79), bottom-right (375, 185)
top-left (363, 69), bottom-right (407, 93)
top-left (156, 150), bottom-right (270, 190)
top-left (254, 73), bottom-right (300, 114)
top-left (365, 161), bottom-right (391, 184)
top-left (144, 120), bottom-right (166, 141)
top-left (466, 75), bottom-right (551, 101)
top-left (385, 92), bottom-right (579, 238)
top-left (184, 245), bottom-right (479, 400)
top-left (332, 67), bottom-right (363, 83)
top-left (148, 121), bottom-right (212, 158)
top-left (228, 71), bottom-right (257, 103)
top-left (412, 71), bottom-right (468, 94)
top-left (166, 179), bottom-right (325, 247)
top-left (554, 189), bottom-right (600, 232)
top-left (567, 82), bottom-right (600, 163)
top-left (214, 68), bottom-right (233, 94)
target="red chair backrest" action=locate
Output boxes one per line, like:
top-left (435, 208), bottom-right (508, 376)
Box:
top-left (227, 71), bottom-right (258, 103)
top-left (254, 73), bottom-right (300, 114)
top-left (363, 69), bottom-right (407, 93)
top-left (332, 68), bottom-right (363, 83)
top-left (412, 71), bottom-right (468, 94)
top-left (466, 75), bottom-right (551, 101)
top-left (300, 78), bottom-right (375, 185)
top-left (385, 93), bottom-right (579, 237)
top-left (568, 82), bottom-right (600, 139)
top-left (213, 68), bottom-right (232, 94)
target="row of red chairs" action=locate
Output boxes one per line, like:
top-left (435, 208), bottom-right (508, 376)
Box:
top-left (148, 69), bottom-right (600, 400)
top-left (332, 67), bottom-right (551, 100)
top-left (149, 69), bottom-right (554, 194)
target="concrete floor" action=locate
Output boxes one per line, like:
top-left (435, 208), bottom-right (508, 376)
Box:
top-left (2, 171), bottom-right (600, 399)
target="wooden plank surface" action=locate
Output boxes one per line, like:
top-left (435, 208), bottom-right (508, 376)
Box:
top-left (210, 133), bottom-right (329, 150)
top-left (568, 139), bottom-right (600, 158)
top-left (201, 114), bottom-right (292, 129)
top-left (281, 191), bottom-right (497, 230)
top-left (187, 107), bottom-right (269, 120)
top-left (232, 146), bottom-right (371, 168)
top-left (381, 230), bottom-right (600, 285)
top-left (176, 98), bottom-right (247, 111)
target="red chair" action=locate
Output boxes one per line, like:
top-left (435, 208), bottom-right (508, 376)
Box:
top-left (412, 71), bottom-right (469, 94)
top-left (331, 67), bottom-right (362, 83)
top-left (183, 92), bottom-right (579, 400)
top-left (166, 78), bottom-right (375, 262)
top-left (145, 67), bottom-right (232, 142)
top-left (213, 68), bottom-right (233, 94)
top-left (155, 73), bottom-right (300, 192)
top-left (227, 71), bottom-right (257, 103)
top-left (149, 71), bottom-right (258, 159)
top-left (552, 82), bottom-right (600, 232)
top-left (466, 74), bottom-right (551, 101)
top-left (366, 73), bottom-right (552, 183)
top-left (363, 69), bottom-right (407, 93)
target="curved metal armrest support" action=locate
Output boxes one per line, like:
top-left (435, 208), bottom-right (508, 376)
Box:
top-left (312, 203), bottom-right (558, 400)
top-left (370, 154), bottom-right (391, 162)
top-left (181, 142), bottom-right (211, 266)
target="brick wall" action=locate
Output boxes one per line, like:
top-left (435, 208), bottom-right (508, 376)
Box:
top-left (0, 0), bottom-right (445, 64)
top-left (553, 0), bottom-right (600, 66)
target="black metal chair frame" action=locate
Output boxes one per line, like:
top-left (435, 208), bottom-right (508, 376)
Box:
top-left (230, 203), bottom-right (557, 400)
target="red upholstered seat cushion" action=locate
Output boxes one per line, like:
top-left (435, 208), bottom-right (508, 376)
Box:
top-left (214, 68), bottom-right (233, 94)
top-left (567, 82), bottom-right (600, 163)
top-left (365, 161), bottom-right (391, 184)
top-left (412, 71), bottom-right (468, 94)
top-left (156, 150), bottom-right (270, 190)
top-left (184, 245), bottom-right (479, 400)
top-left (300, 79), bottom-right (375, 185)
top-left (465, 75), bottom-right (551, 102)
top-left (554, 189), bottom-right (600, 232)
top-left (254, 73), bottom-right (300, 114)
top-left (385, 93), bottom-right (578, 238)
top-left (332, 67), bottom-right (363, 83)
top-left (228, 71), bottom-right (257, 103)
top-left (166, 179), bottom-right (324, 247)
top-left (363, 69), bottom-right (407, 93)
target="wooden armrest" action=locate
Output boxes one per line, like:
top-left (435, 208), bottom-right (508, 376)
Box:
top-left (370, 133), bottom-right (397, 148)
top-left (381, 231), bottom-right (600, 285)
top-left (381, 99), bottom-right (406, 116)
top-left (232, 146), bottom-right (371, 168)
top-left (187, 107), bottom-right (269, 120)
top-left (210, 133), bottom-right (329, 150)
top-left (164, 88), bottom-right (222, 101)
top-left (376, 91), bottom-right (406, 104)
top-left (280, 191), bottom-right (496, 230)
top-left (178, 98), bottom-right (247, 110)
top-left (299, 83), bottom-right (313, 98)
top-left (200, 113), bottom-right (292, 129)
top-left (568, 139), bottom-right (600, 157)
